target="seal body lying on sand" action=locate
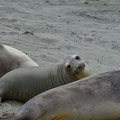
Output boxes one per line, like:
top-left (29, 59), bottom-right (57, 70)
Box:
top-left (0, 54), bottom-right (92, 102)
top-left (13, 70), bottom-right (120, 120)
top-left (0, 43), bottom-right (38, 77)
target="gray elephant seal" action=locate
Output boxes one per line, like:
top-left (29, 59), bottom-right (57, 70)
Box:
top-left (12, 70), bottom-right (120, 120)
top-left (0, 43), bottom-right (38, 77)
top-left (0, 54), bottom-right (92, 102)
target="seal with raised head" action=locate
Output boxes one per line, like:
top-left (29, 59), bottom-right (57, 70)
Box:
top-left (0, 43), bottom-right (38, 77)
top-left (0, 54), bottom-right (92, 102)
top-left (11, 70), bottom-right (120, 120)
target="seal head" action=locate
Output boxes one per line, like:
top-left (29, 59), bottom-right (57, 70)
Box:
top-left (64, 54), bottom-right (92, 79)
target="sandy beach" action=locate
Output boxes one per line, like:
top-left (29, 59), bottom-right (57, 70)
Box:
top-left (0, 0), bottom-right (120, 115)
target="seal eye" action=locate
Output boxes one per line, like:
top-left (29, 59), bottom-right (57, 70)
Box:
top-left (66, 64), bottom-right (71, 70)
top-left (75, 56), bottom-right (80, 60)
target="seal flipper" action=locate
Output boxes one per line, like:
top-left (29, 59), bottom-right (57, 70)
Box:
top-left (0, 115), bottom-right (14, 120)
top-left (50, 114), bottom-right (68, 120)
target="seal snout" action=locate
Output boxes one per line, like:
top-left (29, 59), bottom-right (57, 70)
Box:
top-left (77, 63), bottom-right (85, 70)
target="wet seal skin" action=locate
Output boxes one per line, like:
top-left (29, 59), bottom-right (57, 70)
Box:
top-left (0, 43), bottom-right (39, 78)
top-left (12, 70), bottom-right (120, 120)
top-left (0, 54), bottom-right (92, 102)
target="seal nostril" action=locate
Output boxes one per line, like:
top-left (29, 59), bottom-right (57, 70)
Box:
top-left (83, 63), bottom-right (85, 67)
top-left (77, 64), bottom-right (82, 69)
top-left (77, 63), bottom-right (85, 69)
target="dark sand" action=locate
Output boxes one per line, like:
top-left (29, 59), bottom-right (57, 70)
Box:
top-left (0, 0), bottom-right (120, 115)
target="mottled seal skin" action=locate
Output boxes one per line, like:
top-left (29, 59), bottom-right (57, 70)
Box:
top-left (14, 70), bottom-right (120, 120)
top-left (0, 54), bottom-right (92, 102)
top-left (0, 43), bottom-right (38, 77)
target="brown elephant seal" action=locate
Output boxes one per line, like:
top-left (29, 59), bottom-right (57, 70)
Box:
top-left (0, 43), bottom-right (38, 77)
top-left (0, 54), bottom-right (92, 102)
top-left (9, 70), bottom-right (120, 120)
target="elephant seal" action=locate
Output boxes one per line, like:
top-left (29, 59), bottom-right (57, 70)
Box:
top-left (0, 43), bottom-right (38, 77)
top-left (11, 70), bottom-right (120, 120)
top-left (0, 54), bottom-right (92, 102)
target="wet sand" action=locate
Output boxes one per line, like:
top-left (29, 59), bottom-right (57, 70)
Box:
top-left (0, 0), bottom-right (120, 115)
